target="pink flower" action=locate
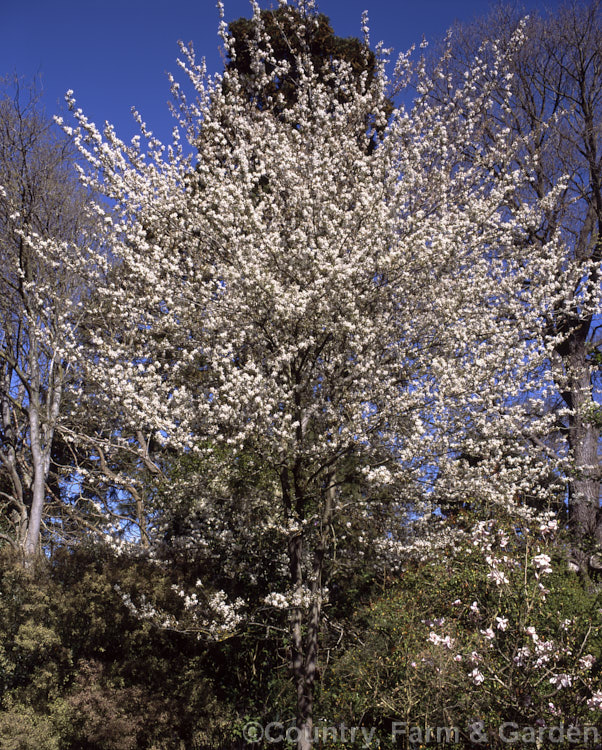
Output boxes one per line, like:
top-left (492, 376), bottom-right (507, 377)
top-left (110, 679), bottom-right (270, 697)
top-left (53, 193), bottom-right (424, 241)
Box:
top-left (587, 691), bottom-right (602, 710)
top-left (579, 654), bottom-right (596, 671)
top-left (487, 568), bottom-right (509, 586)
top-left (525, 626), bottom-right (539, 642)
top-left (514, 647), bottom-right (530, 666)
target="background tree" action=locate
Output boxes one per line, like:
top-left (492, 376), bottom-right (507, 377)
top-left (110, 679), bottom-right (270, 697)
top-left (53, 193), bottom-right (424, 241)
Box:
top-left (0, 76), bottom-right (96, 558)
top-left (226, 4), bottom-right (392, 150)
top-left (429, 1), bottom-right (602, 551)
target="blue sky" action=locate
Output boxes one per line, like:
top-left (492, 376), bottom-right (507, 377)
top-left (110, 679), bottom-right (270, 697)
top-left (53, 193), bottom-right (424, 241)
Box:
top-left (2, 0), bottom-right (560, 143)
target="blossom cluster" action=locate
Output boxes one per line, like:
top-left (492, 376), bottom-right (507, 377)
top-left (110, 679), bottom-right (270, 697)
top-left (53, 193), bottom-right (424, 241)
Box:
top-left (32, 0), bottom-right (596, 649)
top-left (422, 515), bottom-right (602, 723)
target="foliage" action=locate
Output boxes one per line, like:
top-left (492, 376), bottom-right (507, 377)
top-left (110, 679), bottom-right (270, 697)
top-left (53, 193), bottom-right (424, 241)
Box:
top-left (0, 701), bottom-right (59, 750)
top-left (227, 6), bottom-right (376, 108)
top-left (226, 5), bottom-right (392, 149)
top-left (0, 547), bottom-right (246, 748)
top-left (320, 512), bottom-right (602, 747)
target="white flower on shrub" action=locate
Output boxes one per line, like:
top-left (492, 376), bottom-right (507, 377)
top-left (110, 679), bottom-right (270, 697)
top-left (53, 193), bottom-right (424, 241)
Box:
top-left (532, 552), bottom-right (553, 575)
top-left (587, 691), bottom-right (602, 710)
top-left (470, 668), bottom-right (485, 685)
top-left (549, 674), bottom-right (572, 688)
top-left (264, 592), bottom-right (289, 609)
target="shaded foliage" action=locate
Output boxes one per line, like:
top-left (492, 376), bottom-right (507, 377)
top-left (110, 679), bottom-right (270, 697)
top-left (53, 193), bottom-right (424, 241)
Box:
top-left (0, 547), bottom-right (246, 748)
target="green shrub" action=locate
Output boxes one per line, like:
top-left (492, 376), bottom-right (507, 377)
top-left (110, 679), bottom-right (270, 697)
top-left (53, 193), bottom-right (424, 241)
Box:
top-left (0, 701), bottom-right (59, 750)
top-left (319, 513), bottom-right (602, 748)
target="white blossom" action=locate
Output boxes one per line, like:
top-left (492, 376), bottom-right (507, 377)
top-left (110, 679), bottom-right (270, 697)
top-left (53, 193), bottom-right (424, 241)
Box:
top-left (470, 668), bottom-right (485, 685)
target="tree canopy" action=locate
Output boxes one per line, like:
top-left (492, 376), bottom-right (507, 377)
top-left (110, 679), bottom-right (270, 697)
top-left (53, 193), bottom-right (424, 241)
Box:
top-left (1, 1), bottom-right (602, 746)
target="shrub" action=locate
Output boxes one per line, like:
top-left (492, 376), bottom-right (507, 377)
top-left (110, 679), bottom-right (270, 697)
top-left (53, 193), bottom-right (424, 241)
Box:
top-left (320, 512), bottom-right (602, 748)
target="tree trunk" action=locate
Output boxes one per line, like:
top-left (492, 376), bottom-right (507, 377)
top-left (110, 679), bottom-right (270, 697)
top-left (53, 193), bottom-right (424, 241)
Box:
top-left (288, 531), bottom-right (313, 750)
top-left (287, 477), bottom-right (335, 750)
top-left (22, 369), bottom-right (60, 559)
top-left (24, 392), bottom-right (46, 558)
top-left (23, 465), bottom-right (45, 557)
top-left (565, 333), bottom-right (602, 544)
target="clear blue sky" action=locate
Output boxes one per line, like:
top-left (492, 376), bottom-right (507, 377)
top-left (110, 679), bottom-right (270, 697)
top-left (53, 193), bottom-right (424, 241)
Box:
top-left (2, 0), bottom-right (560, 143)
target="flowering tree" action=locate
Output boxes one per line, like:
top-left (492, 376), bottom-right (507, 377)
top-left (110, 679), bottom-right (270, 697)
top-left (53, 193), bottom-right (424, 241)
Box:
top-left (54, 2), bottom-right (570, 744)
top-left (431, 1), bottom-right (602, 551)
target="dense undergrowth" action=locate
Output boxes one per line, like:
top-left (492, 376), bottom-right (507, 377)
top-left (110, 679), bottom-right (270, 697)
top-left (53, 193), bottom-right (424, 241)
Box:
top-left (1, 517), bottom-right (600, 749)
